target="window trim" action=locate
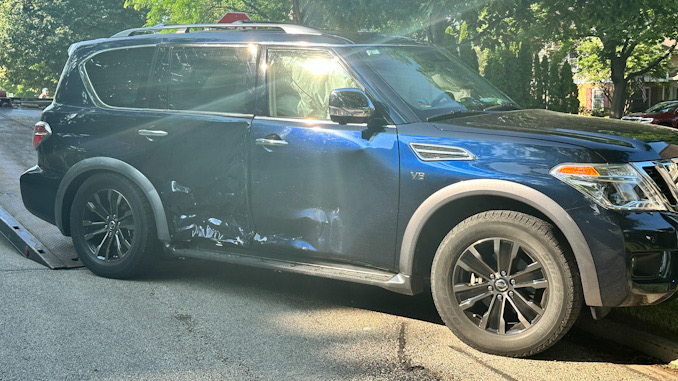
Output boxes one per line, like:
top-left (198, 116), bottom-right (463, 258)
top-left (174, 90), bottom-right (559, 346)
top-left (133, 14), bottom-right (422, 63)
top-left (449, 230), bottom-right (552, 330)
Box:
top-left (79, 43), bottom-right (256, 118)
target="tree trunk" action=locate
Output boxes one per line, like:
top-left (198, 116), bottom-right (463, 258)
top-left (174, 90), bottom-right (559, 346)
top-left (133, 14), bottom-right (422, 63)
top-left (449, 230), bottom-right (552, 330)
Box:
top-left (291, 0), bottom-right (303, 24)
top-left (609, 56), bottom-right (627, 118)
top-left (428, 10), bottom-right (447, 44)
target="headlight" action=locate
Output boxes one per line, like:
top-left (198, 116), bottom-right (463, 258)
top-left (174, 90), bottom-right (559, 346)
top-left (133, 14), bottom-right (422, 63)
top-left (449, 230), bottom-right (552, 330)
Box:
top-left (551, 163), bottom-right (667, 211)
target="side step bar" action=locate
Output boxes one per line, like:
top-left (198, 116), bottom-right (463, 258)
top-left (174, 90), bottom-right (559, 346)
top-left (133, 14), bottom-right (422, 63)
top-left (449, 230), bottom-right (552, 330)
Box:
top-left (0, 206), bottom-right (67, 269)
top-left (170, 247), bottom-right (418, 295)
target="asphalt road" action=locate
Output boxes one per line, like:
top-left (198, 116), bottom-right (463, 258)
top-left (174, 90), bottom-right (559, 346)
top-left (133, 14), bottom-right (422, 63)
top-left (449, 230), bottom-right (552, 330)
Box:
top-left (1, 108), bottom-right (677, 380)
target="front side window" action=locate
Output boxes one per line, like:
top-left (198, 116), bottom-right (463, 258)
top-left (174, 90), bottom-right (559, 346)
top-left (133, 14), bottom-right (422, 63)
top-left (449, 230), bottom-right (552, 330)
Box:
top-left (168, 46), bottom-right (255, 114)
top-left (267, 49), bottom-right (358, 120)
top-left (84, 47), bottom-right (156, 108)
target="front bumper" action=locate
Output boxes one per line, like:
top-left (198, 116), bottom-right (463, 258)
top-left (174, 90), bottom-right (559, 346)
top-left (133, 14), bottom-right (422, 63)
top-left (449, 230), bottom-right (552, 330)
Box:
top-left (620, 212), bottom-right (678, 306)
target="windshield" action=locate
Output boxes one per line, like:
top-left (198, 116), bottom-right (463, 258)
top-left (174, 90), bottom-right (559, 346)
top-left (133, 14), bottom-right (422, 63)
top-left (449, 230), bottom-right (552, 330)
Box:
top-left (351, 46), bottom-right (516, 120)
top-left (646, 101), bottom-right (678, 114)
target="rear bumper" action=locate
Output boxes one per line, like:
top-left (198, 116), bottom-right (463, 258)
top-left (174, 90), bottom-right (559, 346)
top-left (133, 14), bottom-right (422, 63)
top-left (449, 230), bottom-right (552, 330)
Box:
top-left (20, 165), bottom-right (61, 226)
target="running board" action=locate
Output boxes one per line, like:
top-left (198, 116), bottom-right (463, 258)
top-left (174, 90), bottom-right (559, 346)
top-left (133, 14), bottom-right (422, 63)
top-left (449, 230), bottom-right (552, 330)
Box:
top-left (169, 247), bottom-right (416, 295)
top-left (0, 206), bottom-right (67, 269)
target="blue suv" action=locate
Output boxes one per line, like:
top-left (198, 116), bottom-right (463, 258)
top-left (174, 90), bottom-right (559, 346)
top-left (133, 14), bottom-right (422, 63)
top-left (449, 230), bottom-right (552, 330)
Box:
top-left (20, 23), bottom-right (678, 357)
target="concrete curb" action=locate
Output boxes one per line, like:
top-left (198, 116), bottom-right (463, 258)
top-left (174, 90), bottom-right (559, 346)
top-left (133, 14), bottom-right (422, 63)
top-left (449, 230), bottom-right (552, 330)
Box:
top-left (577, 315), bottom-right (678, 364)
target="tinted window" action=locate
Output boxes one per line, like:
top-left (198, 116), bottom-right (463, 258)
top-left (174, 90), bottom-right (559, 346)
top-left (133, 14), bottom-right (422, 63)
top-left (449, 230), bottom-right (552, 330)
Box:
top-left (267, 49), bottom-right (358, 120)
top-left (169, 46), bottom-right (255, 114)
top-left (85, 47), bottom-right (155, 108)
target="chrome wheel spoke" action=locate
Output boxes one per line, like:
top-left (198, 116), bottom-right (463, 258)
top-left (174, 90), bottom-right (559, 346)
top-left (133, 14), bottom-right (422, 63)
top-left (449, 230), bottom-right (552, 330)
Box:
top-left (94, 231), bottom-right (112, 259)
top-left (116, 230), bottom-right (132, 250)
top-left (84, 227), bottom-right (107, 241)
top-left (93, 193), bottom-right (111, 217)
top-left (497, 239), bottom-right (519, 275)
top-left (514, 279), bottom-right (548, 289)
top-left (453, 282), bottom-right (489, 293)
top-left (511, 262), bottom-right (543, 283)
top-left (486, 295), bottom-right (506, 334)
top-left (458, 246), bottom-right (495, 278)
top-left (459, 291), bottom-right (492, 310)
top-left (86, 201), bottom-right (108, 221)
top-left (83, 220), bottom-right (106, 228)
top-left (507, 295), bottom-right (532, 329)
top-left (513, 289), bottom-right (545, 316)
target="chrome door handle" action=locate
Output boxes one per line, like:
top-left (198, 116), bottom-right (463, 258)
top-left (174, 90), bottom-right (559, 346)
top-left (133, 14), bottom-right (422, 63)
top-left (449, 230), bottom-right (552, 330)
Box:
top-left (255, 138), bottom-right (288, 147)
top-left (138, 129), bottom-right (168, 137)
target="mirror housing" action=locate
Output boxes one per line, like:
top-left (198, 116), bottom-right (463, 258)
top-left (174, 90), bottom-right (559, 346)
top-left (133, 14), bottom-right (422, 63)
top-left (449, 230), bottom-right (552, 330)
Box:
top-left (329, 88), bottom-right (376, 125)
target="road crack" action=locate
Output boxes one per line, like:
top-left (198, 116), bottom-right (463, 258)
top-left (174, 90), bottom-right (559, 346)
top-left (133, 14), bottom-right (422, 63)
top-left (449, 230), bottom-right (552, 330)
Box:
top-left (397, 322), bottom-right (440, 380)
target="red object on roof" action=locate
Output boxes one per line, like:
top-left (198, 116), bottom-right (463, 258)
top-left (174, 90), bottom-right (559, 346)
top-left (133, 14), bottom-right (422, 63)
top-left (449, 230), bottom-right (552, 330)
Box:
top-left (218, 13), bottom-right (251, 24)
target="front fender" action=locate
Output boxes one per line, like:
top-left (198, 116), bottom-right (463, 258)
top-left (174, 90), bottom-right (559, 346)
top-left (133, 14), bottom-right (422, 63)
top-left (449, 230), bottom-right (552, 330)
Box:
top-left (398, 179), bottom-right (603, 307)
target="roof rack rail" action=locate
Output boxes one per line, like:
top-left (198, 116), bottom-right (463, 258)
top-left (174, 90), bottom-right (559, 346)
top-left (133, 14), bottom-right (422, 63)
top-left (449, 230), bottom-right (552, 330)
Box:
top-left (112, 23), bottom-right (321, 38)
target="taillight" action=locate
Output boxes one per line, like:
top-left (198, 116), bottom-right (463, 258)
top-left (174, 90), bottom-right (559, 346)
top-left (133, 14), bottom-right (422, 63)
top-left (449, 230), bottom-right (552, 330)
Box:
top-left (33, 121), bottom-right (52, 148)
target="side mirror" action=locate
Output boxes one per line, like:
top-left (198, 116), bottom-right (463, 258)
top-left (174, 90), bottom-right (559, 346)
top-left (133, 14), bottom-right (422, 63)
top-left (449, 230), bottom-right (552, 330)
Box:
top-left (329, 88), bottom-right (376, 125)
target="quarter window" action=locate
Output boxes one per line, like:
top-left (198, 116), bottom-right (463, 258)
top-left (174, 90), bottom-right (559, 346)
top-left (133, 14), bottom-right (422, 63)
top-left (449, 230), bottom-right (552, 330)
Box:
top-left (168, 46), bottom-right (255, 114)
top-left (267, 49), bottom-right (358, 120)
top-left (84, 47), bottom-right (156, 108)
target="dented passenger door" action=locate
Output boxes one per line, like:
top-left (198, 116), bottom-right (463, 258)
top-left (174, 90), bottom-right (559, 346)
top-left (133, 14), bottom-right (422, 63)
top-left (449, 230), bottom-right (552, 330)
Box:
top-left (137, 44), bottom-right (257, 249)
top-left (249, 48), bottom-right (399, 270)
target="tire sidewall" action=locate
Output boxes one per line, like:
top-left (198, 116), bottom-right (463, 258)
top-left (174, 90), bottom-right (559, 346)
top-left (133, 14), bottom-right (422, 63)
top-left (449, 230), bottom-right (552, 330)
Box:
top-left (432, 213), bottom-right (573, 355)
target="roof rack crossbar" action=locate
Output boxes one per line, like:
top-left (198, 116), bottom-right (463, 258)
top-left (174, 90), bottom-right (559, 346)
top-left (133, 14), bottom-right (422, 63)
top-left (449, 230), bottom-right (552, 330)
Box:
top-left (112, 23), bottom-right (321, 38)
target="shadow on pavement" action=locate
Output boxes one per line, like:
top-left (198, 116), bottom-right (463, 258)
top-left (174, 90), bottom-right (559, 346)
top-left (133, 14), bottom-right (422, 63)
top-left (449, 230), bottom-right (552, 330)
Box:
top-left (138, 256), bottom-right (661, 366)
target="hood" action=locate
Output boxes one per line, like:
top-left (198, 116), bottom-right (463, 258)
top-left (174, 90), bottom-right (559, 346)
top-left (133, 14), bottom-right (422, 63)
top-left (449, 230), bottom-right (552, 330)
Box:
top-left (432, 109), bottom-right (678, 162)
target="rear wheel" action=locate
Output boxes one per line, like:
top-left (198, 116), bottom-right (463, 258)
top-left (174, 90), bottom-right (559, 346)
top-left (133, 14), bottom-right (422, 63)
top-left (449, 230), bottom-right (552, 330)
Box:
top-left (431, 210), bottom-right (582, 357)
top-left (70, 173), bottom-right (158, 278)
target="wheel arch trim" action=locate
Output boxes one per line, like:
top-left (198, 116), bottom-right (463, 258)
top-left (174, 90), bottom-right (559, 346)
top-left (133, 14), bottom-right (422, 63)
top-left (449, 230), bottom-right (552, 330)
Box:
top-left (55, 157), bottom-right (171, 242)
top-left (399, 179), bottom-right (603, 306)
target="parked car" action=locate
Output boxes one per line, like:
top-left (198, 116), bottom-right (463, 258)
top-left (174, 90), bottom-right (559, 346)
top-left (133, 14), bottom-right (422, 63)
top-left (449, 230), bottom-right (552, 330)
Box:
top-left (622, 100), bottom-right (678, 127)
top-left (0, 89), bottom-right (14, 107)
top-left (20, 22), bottom-right (678, 357)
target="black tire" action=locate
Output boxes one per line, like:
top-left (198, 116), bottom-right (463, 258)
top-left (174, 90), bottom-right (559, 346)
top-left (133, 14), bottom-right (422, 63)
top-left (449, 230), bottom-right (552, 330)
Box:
top-left (70, 173), bottom-right (158, 278)
top-left (431, 210), bottom-right (582, 357)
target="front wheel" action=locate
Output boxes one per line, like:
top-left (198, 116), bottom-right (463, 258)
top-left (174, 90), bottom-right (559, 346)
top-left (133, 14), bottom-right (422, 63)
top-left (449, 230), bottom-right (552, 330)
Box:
top-left (70, 173), bottom-right (158, 278)
top-left (431, 210), bottom-right (582, 357)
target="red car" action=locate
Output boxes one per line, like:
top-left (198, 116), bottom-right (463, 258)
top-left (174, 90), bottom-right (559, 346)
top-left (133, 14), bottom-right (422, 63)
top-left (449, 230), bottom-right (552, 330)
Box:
top-left (622, 100), bottom-right (678, 127)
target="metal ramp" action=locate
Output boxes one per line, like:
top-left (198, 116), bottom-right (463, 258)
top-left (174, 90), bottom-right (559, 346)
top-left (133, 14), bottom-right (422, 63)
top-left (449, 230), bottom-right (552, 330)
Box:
top-left (0, 108), bottom-right (82, 269)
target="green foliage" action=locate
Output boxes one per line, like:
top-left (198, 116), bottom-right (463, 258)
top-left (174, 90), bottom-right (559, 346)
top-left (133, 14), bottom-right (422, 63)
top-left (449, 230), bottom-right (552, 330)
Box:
top-left (560, 61), bottom-right (579, 114)
top-left (125, 0), bottom-right (423, 33)
top-left (459, 0), bottom-right (678, 117)
top-left (0, 0), bottom-right (145, 92)
top-left (481, 42), bottom-right (533, 107)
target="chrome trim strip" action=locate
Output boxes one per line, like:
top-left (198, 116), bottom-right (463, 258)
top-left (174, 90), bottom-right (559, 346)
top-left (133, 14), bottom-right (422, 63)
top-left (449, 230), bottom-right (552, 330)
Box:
top-left (409, 143), bottom-right (477, 161)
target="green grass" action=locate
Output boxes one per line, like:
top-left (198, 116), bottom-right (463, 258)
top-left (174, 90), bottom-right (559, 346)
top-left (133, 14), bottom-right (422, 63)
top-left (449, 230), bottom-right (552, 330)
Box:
top-left (616, 299), bottom-right (678, 340)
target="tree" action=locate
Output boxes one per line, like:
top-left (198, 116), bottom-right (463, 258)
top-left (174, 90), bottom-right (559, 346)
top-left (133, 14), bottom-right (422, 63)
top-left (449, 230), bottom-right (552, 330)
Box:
top-left (0, 1), bottom-right (145, 92)
top-left (461, 0), bottom-right (678, 118)
top-left (0, 1), bottom-right (144, 93)
top-left (125, 0), bottom-right (422, 34)
top-left (560, 61), bottom-right (579, 114)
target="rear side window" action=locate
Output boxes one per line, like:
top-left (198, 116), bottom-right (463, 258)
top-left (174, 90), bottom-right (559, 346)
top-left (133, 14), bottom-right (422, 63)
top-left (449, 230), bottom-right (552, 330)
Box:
top-left (84, 47), bottom-right (156, 108)
top-left (168, 46), bottom-right (255, 114)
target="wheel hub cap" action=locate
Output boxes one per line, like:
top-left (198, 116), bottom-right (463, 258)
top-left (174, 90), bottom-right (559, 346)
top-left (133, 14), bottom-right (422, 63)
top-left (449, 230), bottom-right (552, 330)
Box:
top-left (494, 278), bottom-right (509, 292)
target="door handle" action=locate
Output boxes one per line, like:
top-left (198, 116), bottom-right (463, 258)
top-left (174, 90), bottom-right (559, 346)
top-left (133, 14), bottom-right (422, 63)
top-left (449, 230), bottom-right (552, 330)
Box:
top-left (255, 138), bottom-right (288, 147)
top-left (138, 129), bottom-right (168, 137)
